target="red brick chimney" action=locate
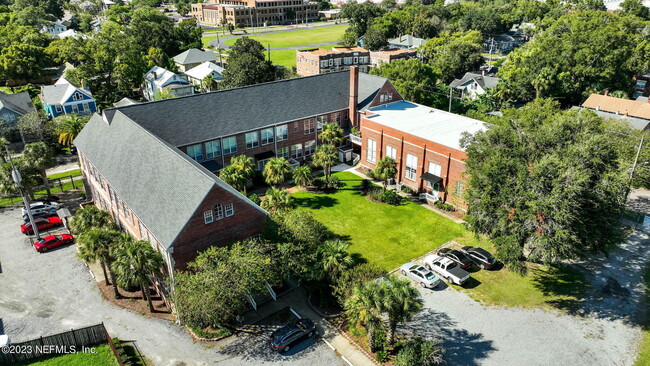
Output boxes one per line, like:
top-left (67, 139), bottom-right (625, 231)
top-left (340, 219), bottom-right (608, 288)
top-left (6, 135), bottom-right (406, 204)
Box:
top-left (349, 66), bottom-right (359, 127)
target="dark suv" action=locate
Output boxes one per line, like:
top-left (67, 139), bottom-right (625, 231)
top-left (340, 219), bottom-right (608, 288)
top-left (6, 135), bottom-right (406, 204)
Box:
top-left (460, 246), bottom-right (496, 269)
top-left (438, 248), bottom-right (473, 270)
top-left (270, 319), bottom-right (317, 353)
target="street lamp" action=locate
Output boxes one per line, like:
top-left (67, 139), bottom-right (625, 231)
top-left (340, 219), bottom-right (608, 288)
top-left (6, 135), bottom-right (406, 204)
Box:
top-left (6, 146), bottom-right (40, 240)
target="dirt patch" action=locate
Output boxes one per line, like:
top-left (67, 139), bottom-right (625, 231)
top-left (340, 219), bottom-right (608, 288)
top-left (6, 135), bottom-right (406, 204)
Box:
top-left (96, 281), bottom-right (175, 322)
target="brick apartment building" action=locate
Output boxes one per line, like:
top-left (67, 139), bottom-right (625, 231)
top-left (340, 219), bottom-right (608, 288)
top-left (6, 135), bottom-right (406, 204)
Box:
top-left (296, 46), bottom-right (371, 76)
top-left (358, 101), bottom-right (485, 210)
top-left (74, 67), bottom-right (401, 283)
top-left (192, 0), bottom-right (318, 26)
top-left (369, 48), bottom-right (417, 67)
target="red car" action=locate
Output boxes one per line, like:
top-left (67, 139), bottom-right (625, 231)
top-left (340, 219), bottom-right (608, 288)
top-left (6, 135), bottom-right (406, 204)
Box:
top-left (20, 217), bottom-right (63, 235)
top-left (33, 234), bottom-right (74, 252)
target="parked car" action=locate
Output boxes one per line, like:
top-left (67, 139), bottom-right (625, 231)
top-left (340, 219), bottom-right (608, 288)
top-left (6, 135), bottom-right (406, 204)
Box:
top-left (437, 248), bottom-right (473, 270)
top-left (460, 246), bottom-right (497, 269)
top-left (399, 262), bottom-right (441, 288)
top-left (20, 216), bottom-right (63, 235)
top-left (23, 210), bottom-right (59, 223)
top-left (423, 255), bottom-right (470, 285)
top-left (33, 234), bottom-right (74, 252)
top-left (270, 318), bottom-right (317, 352)
top-left (21, 201), bottom-right (60, 216)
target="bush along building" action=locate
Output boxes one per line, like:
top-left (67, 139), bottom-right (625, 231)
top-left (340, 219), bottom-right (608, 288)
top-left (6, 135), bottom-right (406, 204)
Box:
top-left (73, 67), bottom-right (400, 297)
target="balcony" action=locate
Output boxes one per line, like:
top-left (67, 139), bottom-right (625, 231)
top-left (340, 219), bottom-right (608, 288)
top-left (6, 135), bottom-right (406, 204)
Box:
top-left (349, 134), bottom-right (362, 146)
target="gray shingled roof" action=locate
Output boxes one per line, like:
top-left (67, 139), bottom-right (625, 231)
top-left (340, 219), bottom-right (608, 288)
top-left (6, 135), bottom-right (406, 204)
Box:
top-left (74, 112), bottom-right (266, 248)
top-left (41, 78), bottom-right (92, 105)
top-left (173, 48), bottom-right (217, 66)
top-left (358, 73), bottom-right (389, 111)
top-left (108, 70), bottom-right (387, 147)
top-left (450, 72), bottom-right (500, 89)
top-left (0, 91), bottom-right (33, 115)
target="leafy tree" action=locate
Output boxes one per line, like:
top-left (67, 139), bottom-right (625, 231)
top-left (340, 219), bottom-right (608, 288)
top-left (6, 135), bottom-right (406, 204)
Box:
top-left (22, 142), bottom-right (54, 197)
top-left (221, 155), bottom-right (255, 193)
top-left (201, 74), bottom-right (218, 92)
top-left (18, 111), bottom-right (53, 142)
top-left (317, 239), bottom-right (354, 282)
top-left (345, 280), bottom-right (384, 351)
top-left (112, 237), bottom-right (165, 313)
top-left (332, 263), bottom-right (386, 306)
top-left (605, 119), bottom-right (650, 189)
top-left (339, 29), bottom-right (358, 47)
top-left (145, 47), bottom-right (177, 72)
top-left (271, 209), bottom-right (331, 248)
top-left (261, 186), bottom-right (293, 213)
top-left (370, 59), bottom-right (439, 106)
top-left (340, 2), bottom-right (386, 38)
top-left (0, 137), bottom-right (9, 163)
top-left (174, 20), bottom-right (203, 52)
top-left (77, 228), bottom-right (122, 298)
top-left (364, 26), bottom-right (388, 51)
top-left (263, 157), bottom-right (292, 186)
top-left (55, 115), bottom-right (89, 146)
top-left (461, 100), bottom-right (627, 270)
top-left (377, 276), bottom-right (423, 345)
top-left (0, 43), bottom-right (49, 81)
top-left (176, 0), bottom-right (190, 16)
top-left (221, 37), bottom-right (276, 88)
top-left (0, 157), bottom-right (39, 199)
top-left (619, 0), bottom-right (649, 19)
top-left (127, 7), bottom-right (179, 55)
top-left (312, 144), bottom-right (338, 179)
top-left (373, 156), bottom-right (397, 191)
top-left (70, 205), bottom-right (115, 234)
top-left (394, 338), bottom-right (445, 366)
top-left (453, 0), bottom-right (508, 35)
top-left (293, 165), bottom-right (313, 188)
top-left (320, 122), bottom-right (343, 146)
top-left (421, 30), bottom-right (483, 84)
top-left (10, 0), bottom-right (64, 19)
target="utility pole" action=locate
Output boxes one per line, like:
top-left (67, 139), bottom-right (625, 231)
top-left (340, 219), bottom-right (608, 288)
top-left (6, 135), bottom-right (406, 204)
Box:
top-left (448, 87), bottom-right (453, 113)
top-left (6, 146), bottom-right (40, 240)
top-left (626, 134), bottom-right (645, 202)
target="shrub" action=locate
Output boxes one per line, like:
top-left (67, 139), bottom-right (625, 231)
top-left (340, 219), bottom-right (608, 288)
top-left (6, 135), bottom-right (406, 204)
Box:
top-left (313, 177), bottom-right (325, 190)
top-left (433, 201), bottom-right (456, 212)
top-left (324, 176), bottom-right (342, 189)
top-left (367, 187), bottom-right (383, 202)
top-left (401, 186), bottom-right (413, 194)
top-left (373, 329), bottom-right (387, 353)
top-left (379, 189), bottom-right (401, 205)
top-left (394, 337), bottom-right (445, 366)
top-left (348, 322), bottom-right (368, 338)
top-left (247, 193), bottom-right (261, 205)
top-left (332, 263), bottom-right (386, 306)
top-left (375, 350), bottom-right (389, 363)
top-left (360, 179), bottom-right (371, 196)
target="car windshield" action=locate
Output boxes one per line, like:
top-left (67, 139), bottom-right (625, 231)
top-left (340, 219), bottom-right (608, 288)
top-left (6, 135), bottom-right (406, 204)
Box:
top-left (447, 262), bottom-right (457, 270)
top-left (425, 272), bottom-right (436, 280)
top-left (37, 239), bottom-right (46, 244)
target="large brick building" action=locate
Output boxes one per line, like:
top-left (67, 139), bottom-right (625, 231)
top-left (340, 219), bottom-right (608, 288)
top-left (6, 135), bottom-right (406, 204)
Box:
top-left (369, 48), bottom-right (417, 67)
top-left (296, 47), bottom-right (371, 76)
top-left (74, 68), bottom-right (401, 283)
top-left (192, 0), bottom-right (319, 27)
top-left (358, 101), bottom-right (485, 210)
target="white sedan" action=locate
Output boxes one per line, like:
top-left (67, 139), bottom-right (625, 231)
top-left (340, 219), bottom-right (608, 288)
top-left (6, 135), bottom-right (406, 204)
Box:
top-left (399, 262), bottom-right (441, 288)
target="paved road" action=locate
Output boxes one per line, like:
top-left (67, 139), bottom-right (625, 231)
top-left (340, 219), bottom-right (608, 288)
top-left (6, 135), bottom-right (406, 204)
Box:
top-left (398, 227), bottom-right (649, 366)
top-left (0, 207), bottom-right (344, 366)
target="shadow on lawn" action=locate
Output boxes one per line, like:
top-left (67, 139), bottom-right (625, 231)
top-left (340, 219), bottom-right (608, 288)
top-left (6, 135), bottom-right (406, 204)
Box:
top-left (530, 264), bottom-right (587, 314)
top-left (293, 196), bottom-right (338, 209)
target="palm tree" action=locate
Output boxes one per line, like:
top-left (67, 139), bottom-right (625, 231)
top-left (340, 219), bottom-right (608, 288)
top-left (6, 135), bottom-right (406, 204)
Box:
top-left (261, 186), bottom-right (292, 213)
top-left (293, 165), bottom-right (313, 188)
top-left (55, 115), bottom-right (89, 147)
top-left (373, 157), bottom-right (397, 191)
top-left (312, 144), bottom-right (338, 179)
top-left (22, 142), bottom-right (55, 197)
top-left (263, 157), bottom-right (292, 186)
top-left (219, 165), bottom-right (247, 193)
top-left (112, 237), bottom-right (165, 313)
top-left (320, 122), bottom-right (343, 146)
top-left (378, 276), bottom-right (423, 345)
top-left (345, 281), bottom-right (384, 351)
top-left (318, 239), bottom-right (354, 281)
top-left (201, 74), bottom-right (219, 92)
top-left (0, 137), bottom-right (9, 163)
top-left (77, 228), bottom-right (122, 298)
top-left (70, 205), bottom-right (115, 234)
top-left (230, 155), bottom-right (256, 193)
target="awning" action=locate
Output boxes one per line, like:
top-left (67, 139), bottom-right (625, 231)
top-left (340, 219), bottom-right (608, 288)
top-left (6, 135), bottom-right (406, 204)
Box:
top-left (420, 172), bottom-right (442, 184)
top-left (254, 151), bottom-right (275, 160)
top-left (200, 160), bottom-right (222, 172)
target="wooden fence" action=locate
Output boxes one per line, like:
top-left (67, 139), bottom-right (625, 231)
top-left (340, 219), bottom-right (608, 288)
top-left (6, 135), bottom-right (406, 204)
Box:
top-left (0, 175), bottom-right (80, 208)
top-left (0, 323), bottom-right (122, 365)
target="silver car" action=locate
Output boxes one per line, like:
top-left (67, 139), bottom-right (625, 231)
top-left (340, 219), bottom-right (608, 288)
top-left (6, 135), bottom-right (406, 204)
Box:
top-left (21, 201), bottom-right (60, 216)
top-left (399, 262), bottom-right (441, 288)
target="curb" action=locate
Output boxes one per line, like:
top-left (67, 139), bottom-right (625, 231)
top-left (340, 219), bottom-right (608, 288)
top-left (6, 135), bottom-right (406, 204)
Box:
top-left (336, 320), bottom-right (382, 366)
top-left (322, 337), bottom-right (356, 366)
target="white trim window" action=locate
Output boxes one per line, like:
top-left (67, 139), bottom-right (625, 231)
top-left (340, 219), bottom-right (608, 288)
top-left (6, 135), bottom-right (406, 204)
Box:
top-left (222, 136), bottom-right (237, 155)
top-left (214, 204), bottom-right (224, 220)
top-left (206, 140), bottom-right (221, 159)
top-left (304, 140), bottom-right (316, 156)
top-left (405, 154), bottom-right (418, 181)
top-left (187, 144), bottom-right (203, 161)
top-left (385, 145), bottom-right (396, 159)
top-left (275, 124), bottom-right (288, 141)
top-left (55, 105), bottom-right (63, 113)
top-left (278, 146), bottom-right (289, 159)
top-left (291, 143), bottom-right (303, 159)
top-left (261, 128), bottom-right (274, 145)
top-left (304, 119), bottom-right (315, 134)
top-left (204, 210), bottom-right (213, 224)
top-left (225, 203), bottom-right (234, 217)
top-left (366, 138), bottom-right (377, 164)
top-left (72, 92), bottom-right (84, 101)
top-left (427, 162), bottom-right (442, 190)
top-left (455, 181), bottom-right (464, 195)
top-left (245, 132), bottom-right (259, 149)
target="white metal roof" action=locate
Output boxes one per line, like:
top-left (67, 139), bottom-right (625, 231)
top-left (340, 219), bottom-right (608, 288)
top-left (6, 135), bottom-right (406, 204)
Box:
top-left (365, 101), bottom-right (485, 151)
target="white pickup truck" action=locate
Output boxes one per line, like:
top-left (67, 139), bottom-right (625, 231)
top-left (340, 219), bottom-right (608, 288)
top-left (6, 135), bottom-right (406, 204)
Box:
top-left (423, 254), bottom-right (471, 285)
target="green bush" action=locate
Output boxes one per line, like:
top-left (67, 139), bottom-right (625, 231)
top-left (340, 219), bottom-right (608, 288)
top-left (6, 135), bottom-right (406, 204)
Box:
top-left (360, 179), bottom-right (371, 196)
top-left (401, 186), bottom-right (413, 194)
top-left (433, 201), bottom-right (456, 212)
top-left (367, 187), bottom-right (383, 201)
top-left (348, 323), bottom-right (368, 338)
top-left (375, 349), bottom-right (389, 363)
top-left (394, 337), bottom-right (445, 366)
top-left (379, 189), bottom-right (401, 205)
top-left (248, 193), bottom-right (261, 205)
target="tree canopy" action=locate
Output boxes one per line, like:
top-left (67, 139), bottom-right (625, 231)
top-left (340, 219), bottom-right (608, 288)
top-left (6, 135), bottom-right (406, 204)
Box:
top-left (370, 59), bottom-right (439, 106)
top-left (221, 37), bottom-right (276, 88)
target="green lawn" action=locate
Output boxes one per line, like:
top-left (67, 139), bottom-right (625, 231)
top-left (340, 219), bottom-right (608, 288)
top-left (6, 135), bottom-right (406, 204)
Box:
top-left (222, 25), bottom-right (347, 48)
top-left (634, 262), bottom-right (650, 365)
top-left (269, 45), bottom-right (342, 67)
top-left (47, 169), bottom-right (81, 180)
top-left (0, 179), bottom-right (82, 207)
top-left (292, 171), bottom-right (589, 310)
top-left (15, 344), bottom-right (118, 366)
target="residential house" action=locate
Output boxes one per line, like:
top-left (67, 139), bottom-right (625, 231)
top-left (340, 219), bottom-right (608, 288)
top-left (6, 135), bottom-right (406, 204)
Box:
top-left (580, 93), bottom-right (650, 130)
top-left (387, 35), bottom-right (426, 50)
top-left (57, 29), bottom-right (88, 39)
top-left (449, 72), bottom-right (501, 100)
top-left (184, 62), bottom-right (225, 86)
top-left (73, 67), bottom-right (400, 290)
top-left (358, 100), bottom-right (485, 210)
top-left (102, 0), bottom-right (115, 10)
top-left (90, 19), bottom-right (105, 32)
top-left (192, 0), bottom-right (318, 27)
top-left (483, 29), bottom-right (527, 54)
top-left (369, 48), bottom-right (417, 67)
top-left (296, 47), bottom-right (370, 76)
top-left (0, 91), bottom-right (34, 126)
top-left (43, 21), bottom-right (67, 36)
top-left (113, 97), bottom-right (139, 108)
top-left (173, 48), bottom-right (218, 73)
top-left (143, 66), bottom-right (195, 101)
top-left (40, 78), bottom-right (97, 118)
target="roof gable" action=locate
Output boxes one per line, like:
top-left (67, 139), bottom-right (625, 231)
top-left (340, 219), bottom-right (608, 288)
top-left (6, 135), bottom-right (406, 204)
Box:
top-left (582, 94), bottom-right (650, 120)
top-left (42, 78), bottom-right (94, 105)
top-left (0, 91), bottom-right (33, 115)
top-left (173, 48), bottom-right (217, 65)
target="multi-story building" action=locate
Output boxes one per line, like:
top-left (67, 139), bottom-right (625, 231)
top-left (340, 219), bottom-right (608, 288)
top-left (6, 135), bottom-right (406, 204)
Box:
top-left (296, 46), bottom-right (370, 76)
top-left (192, 0), bottom-right (319, 27)
top-left (74, 67), bottom-right (401, 282)
top-left (369, 48), bottom-right (417, 67)
top-left (143, 66), bottom-right (195, 101)
top-left (357, 100), bottom-right (485, 210)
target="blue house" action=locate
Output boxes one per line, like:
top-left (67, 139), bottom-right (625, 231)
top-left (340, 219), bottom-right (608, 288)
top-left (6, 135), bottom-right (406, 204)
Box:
top-left (0, 91), bottom-right (34, 125)
top-left (40, 78), bottom-right (97, 118)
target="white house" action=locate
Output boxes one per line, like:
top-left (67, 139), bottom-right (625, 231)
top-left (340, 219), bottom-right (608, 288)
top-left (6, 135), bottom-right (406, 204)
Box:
top-left (449, 72), bottom-right (500, 100)
top-left (184, 62), bottom-right (224, 85)
top-left (43, 21), bottom-right (67, 36)
top-left (173, 48), bottom-right (218, 73)
top-left (143, 66), bottom-right (195, 101)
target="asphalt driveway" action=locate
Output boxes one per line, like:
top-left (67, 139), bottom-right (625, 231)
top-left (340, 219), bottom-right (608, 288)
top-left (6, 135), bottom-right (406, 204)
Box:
top-left (0, 207), bottom-right (343, 366)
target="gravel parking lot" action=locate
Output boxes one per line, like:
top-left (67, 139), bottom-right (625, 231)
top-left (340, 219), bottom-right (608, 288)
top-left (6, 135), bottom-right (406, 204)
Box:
top-left (0, 208), bottom-right (343, 366)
